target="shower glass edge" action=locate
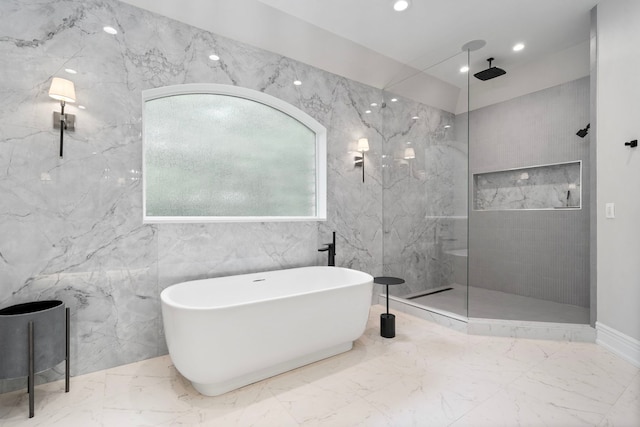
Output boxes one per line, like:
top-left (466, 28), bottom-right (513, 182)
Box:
top-left (380, 50), bottom-right (470, 320)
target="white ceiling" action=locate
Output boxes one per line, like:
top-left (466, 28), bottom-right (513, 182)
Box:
top-left (257, 0), bottom-right (597, 88)
top-left (119, 0), bottom-right (598, 112)
top-left (258, 0), bottom-right (596, 72)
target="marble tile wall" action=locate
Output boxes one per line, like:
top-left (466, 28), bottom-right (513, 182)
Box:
top-left (380, 91), bottom-right (463, 296)
top-left (0, 0), bottom-right (399, 389)
top-left (474, 161), bottom-right (582, 210)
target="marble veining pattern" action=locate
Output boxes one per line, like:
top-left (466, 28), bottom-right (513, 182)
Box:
top-left (474, 161), bottom-right (582, 211)
top-left (0, 0), bottom-right (596, 399)
top-left (381, 88), bottom-right (465, 297)
top-left (0, 0), bottom-right (393, 391)
top-left (0, 306), bottom-right (637, 426)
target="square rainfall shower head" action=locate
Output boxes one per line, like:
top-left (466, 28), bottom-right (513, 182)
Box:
top-left (474, 57), bottom-right (506, 81)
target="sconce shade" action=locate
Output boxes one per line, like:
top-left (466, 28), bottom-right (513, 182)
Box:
top-left (48, 78), bottom-right (76, 103)
top-left (404, 147), bottom-right (416, 159)
top-left (357, 138), bottom-right (370, 152)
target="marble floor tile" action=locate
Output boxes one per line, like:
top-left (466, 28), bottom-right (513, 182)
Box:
top-left (511, 342), bottom-right (640, 409)
top-left (105, 356), bottom-right (176, 378)
top-left (0, 392), bottom-right (21, 421)
top-left (101, 408), bottom-right (205, 427)
top-left (266, 372), bottom-right (363, 424)
top-left (3, 401), bottom-right (105, 427)
top-left (0, 304), bottom-right (638, 426)
top-left (0, 370), bottom-right (106, 425)
top-left (451, 388), bottom-right (607, 427)
top-left (198, 385), bottom-right (298, 427)
top-left (299, 396), bottom-right (391, 427)
top-left (599, 372), bottom-right (640, 426)
top-left (443, 335), bottom-right (567, 374)
top-left (102, 373), bottom-right (194, 413)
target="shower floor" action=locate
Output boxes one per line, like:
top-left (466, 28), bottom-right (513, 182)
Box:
top-left (408, 284), bottom-right (590, 324)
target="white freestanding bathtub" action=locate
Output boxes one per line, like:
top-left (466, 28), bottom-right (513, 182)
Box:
top-left (160, 266), bottom-right (373, 396)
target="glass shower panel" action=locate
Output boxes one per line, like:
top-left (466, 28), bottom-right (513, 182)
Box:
top-left (467, 48), bottom-right (591, 324)
top-left (381, 51), bottom-right (469, 318)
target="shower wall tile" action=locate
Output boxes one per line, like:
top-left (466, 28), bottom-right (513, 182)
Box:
top-left (0, 0), bottom-right (383, 388)
top-left (468, 77), bottom-right (591, 308)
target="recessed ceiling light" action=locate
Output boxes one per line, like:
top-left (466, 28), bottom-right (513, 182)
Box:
top-left (103, 26), bottom-right (117, 35)
top-left (365, 110), bottom-right (372, 114)
top-left (444, 125), bottom-right (451, 129)
top-left (64, 68), bottom-right (77, 74)
top-left (460, 65), bottom-right (469, 73)
top-left (513, 43), bottom-right (525, 51)
top-left (412, 116), bottom-right (419, 120)
top-left (370, 102), bottom-right (378, 107)
top-left (208, 54), bottom-right (220, 61)
top-left (78, 105), bottom-right (86, 110)
top-left (391, 98), bottom-right (398, 102)
top-left (293, 80), bottom-right (302, 86)
top-left (393, 0), bottom-right (410, 12)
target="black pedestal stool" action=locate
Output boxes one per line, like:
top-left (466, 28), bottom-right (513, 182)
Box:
top-left (373, 277), bottom-right (405, 338)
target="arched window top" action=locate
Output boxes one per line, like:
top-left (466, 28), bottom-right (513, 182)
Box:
top-left (142, 84), bottom-right (327, 222)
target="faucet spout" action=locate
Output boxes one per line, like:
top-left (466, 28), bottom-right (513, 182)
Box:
top-left (318, 232), bottom-right (336, 266)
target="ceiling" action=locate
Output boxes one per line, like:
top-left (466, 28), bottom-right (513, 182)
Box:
top-left (257, 0), bottom-right (597, 86)
top-left (258, 0), bottom-right (597, 73)
top-left (119, 0), bottom-right (598, 111)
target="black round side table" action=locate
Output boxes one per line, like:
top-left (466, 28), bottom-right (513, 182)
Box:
top-left (373, 277), bottom-right (405, 338)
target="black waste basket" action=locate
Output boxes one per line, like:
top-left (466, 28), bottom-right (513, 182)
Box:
top-left (0, 300), bottom-right (70, 418)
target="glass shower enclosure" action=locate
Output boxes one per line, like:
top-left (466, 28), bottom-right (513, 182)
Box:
top-left (381, 43), bottom-right (591, 326)
top-left (381, 50), bottom-right (470, 319)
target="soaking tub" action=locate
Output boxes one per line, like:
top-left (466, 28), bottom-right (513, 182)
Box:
top-left (161, 266), bottom-right (373, 396)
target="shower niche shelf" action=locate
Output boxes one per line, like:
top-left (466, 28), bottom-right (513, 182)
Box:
top-left (473, 161), bottom-right (581, 211)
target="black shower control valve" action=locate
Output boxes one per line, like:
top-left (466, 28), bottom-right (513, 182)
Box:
top-left (624, 139), bottom-right (638, 147)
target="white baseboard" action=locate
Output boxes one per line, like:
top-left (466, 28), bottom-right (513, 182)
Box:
top-left (596, 322), bottom-right (640, 368)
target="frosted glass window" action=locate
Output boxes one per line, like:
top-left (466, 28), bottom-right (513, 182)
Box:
top-left (142, 84), bottom-right (326, 222)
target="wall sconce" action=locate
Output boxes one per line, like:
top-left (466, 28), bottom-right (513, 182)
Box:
top-left (48, 77), bottom-right (76, 158)
top-left (403, 147), bottom-right (415, 159)
top-left (354, 137), bottom-right (369, 183)
top-left (576, 123), bottom-right (590, 138)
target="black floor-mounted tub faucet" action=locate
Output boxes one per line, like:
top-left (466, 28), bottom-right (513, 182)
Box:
top-left (318, 232), bottom-right (336, 266)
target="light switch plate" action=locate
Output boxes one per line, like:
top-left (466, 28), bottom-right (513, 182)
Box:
top-left (605, 203), bottom-right (615, 219)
